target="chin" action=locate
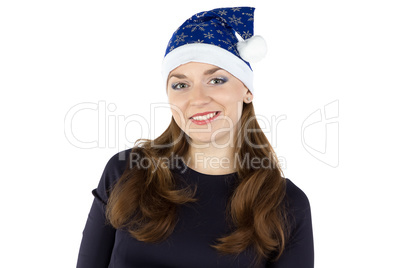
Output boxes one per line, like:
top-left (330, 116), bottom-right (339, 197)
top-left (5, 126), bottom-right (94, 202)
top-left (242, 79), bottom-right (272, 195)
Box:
top-left (188, 132), bottom-right (231, 147)
top-left (188, 134), bottom-right (214, 146)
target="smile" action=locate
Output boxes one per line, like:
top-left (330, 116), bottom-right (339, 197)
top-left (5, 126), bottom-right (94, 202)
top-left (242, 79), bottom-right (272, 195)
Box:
top-left (190, 111), bottom-right (221, 125)
top-left (191, 111), bottom-right (219, 120)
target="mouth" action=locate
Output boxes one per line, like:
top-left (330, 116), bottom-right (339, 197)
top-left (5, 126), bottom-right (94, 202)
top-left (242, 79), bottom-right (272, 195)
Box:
top-left (189, 111), bottom-right (221, 125)
top-left (189, 111), bottom-right (220, 120)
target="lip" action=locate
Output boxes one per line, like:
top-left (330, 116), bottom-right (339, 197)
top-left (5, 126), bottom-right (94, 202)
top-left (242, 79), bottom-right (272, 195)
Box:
top-left (190, 111), bottom-right (221, 125)
top-left (189, 111), bottom-right (220, 119)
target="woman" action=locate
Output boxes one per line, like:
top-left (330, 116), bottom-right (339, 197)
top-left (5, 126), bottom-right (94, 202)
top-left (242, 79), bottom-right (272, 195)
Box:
top-left (77, 7), bottom-right (314, 268)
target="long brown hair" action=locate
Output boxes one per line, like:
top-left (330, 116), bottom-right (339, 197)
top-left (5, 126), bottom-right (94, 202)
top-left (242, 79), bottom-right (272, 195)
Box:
top-left (106, 102), bottom-right (288, 263)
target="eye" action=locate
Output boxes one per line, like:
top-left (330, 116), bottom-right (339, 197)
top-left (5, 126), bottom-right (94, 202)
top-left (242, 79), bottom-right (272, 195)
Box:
top-left (209, 77), bottom-right (228, 85)
top-left (171, 82), bottom-right (188, 90)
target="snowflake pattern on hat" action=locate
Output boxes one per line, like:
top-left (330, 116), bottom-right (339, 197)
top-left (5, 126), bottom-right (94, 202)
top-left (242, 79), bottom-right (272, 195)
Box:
top-left (162, 7), bottom-right (267, 94)
top-left (164, 7), bottom-right (255, 67)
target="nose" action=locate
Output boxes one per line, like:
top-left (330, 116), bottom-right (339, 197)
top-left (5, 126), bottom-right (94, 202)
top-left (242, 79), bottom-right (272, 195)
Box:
top-left (189, 82), bottom-right (211, 106)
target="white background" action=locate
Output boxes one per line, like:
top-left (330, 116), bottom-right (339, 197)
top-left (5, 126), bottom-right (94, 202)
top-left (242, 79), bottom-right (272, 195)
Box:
top-left (1, 0), bottom-right (401, 267)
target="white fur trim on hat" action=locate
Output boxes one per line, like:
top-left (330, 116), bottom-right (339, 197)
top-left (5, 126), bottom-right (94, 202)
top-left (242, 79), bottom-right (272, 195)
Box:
top-left (162, 43), bottom-right (254, 93)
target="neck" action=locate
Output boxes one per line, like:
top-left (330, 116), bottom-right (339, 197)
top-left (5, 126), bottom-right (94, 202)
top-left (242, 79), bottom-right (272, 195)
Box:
top-left (185, 144), bottom-right (237, 175)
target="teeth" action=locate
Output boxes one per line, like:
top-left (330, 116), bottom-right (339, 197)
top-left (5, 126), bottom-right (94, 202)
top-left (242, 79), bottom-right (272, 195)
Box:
top-left (192, 112), bottom-right (217, 121)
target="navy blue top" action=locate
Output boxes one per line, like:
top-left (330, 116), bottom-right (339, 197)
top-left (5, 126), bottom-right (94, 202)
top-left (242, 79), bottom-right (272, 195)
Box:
top-left (77, 149), bottom-right (314, 267)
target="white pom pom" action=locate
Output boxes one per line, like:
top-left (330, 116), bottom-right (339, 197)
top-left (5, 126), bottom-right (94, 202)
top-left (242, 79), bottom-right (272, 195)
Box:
top-left (237, 35), bottom-right (267, 63)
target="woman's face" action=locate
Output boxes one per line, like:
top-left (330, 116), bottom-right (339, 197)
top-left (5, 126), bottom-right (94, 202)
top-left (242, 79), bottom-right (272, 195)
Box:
top-left (167, 62), bottom-right (253, 147)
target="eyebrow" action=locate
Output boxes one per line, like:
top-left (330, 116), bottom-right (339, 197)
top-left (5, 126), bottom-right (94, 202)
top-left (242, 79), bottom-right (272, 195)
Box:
top-left (168, 67), bottom-right (223, 81)
top-left (204, 67), bottom-right (223, 75)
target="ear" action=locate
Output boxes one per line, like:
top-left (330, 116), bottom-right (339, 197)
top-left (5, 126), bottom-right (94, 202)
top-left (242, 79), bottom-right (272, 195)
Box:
top-left (243, 89), bottom-right (253, 103)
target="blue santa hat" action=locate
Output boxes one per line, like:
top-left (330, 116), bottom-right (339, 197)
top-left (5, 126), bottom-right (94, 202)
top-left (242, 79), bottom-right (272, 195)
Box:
top-left (161, 7), bottom-right (267, 94)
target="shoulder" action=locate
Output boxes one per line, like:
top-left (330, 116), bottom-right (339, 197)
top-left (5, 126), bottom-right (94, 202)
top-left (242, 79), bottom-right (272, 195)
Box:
top-left (283, 178), bottom-right (312, 230)
top-left (93, 148), bottom-right (133, 204)
top-left (283, 178), bottom-right (313, 239)
top-left (103, 148), bottom-right (133, 177)
top-left (284, 178), bottom-right (311, 212)
top-left (272, 179), bottom-right (315, 265)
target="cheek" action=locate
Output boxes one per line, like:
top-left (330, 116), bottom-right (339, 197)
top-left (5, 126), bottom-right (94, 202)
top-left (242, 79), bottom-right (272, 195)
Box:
top-left (220, 82), bottom-right (247, 100)
top-left (170, 109), bottom-right (186, 132)
top-left (228, 103), bottom-right (243, 123)
top-left (168, 94), bottom-right (182, 111)
top-left (170, 108), bottom-right (183, 120)
top-left (222, 96), bottom-right (244, 123)
top-left (169, 99), bottom-right (187, 127)
top-left (218, 88), bottom-right (244, 107)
